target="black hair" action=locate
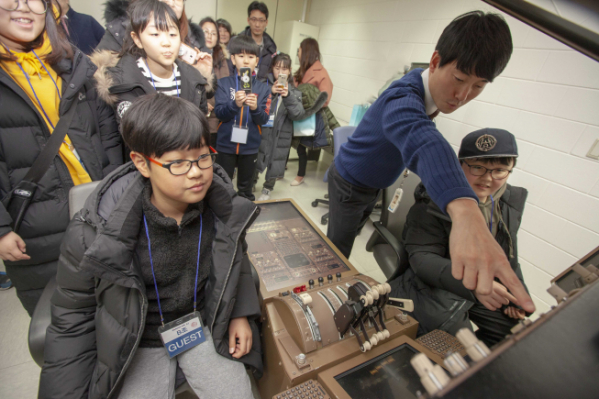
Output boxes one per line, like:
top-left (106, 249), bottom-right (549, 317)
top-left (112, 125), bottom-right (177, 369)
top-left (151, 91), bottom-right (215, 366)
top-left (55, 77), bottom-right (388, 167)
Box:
top-left (436, 11), bottom-right (513, 82)
top-left (461, 157), bottom-right (516, 168)
top-left (120, 0), bottom-right (181, 58)
top-left (121, 94), bottom-right (210, 158)
top-left (216, 18), bottom-right (233, 36)
top-left (228, 35), bottom-right (260, 57)
top-left (270, 53), bottom-right (293, 83)
top-left (247, 1), bottom-right (269, 19)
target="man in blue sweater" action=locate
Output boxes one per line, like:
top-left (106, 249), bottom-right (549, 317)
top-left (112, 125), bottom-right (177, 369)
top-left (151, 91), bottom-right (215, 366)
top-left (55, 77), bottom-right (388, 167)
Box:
top-left (328, 11), bottom-right (535, 313)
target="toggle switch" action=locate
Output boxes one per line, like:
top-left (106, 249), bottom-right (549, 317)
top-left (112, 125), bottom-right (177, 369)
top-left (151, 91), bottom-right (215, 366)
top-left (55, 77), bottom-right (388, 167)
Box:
top-left (411, 353), bottom-right (451, 395)
top-left (336, 272), bottom-right (342, 282)
top-left (456, 328), bottom-right (491, 362)
top-left (318, 277), bottom-right (324, 287)
top-left (327, 274), bottom-right (333, 284)
top-left (308, 279), bottom-right (315, 289)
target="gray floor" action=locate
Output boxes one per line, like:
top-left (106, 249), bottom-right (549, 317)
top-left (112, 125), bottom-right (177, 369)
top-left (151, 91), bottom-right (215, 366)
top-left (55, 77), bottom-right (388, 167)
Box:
top-left (0, 150), bottom-right (385, 399)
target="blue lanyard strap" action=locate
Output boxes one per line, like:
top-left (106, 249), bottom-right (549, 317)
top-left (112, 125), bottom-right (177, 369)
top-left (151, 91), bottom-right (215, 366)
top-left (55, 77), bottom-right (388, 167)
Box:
top-left (15, 62), bottom-right (57, 130)
top-left (144, 59), bottom-right (180, 98)
top-left (143, 213), bottom-right (203, 326)
top-left (32, 50), bottom-right (62, 100)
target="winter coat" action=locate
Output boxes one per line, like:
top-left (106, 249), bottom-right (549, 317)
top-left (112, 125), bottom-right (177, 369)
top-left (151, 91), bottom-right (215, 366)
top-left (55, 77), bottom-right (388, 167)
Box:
top-left (39, 162), bottom-right (263, 399)
top-left (231, 27), bottom-right (277, 83)
top-left (0, 50), bottom-right (123, 315)
top-left (208, 45), bottom-right (230, 134)
top-left (256, 75), bottom-right (327, 180)
top-left (90, 51), bottom-right (210, 124)
top-left (214, 75), bottom-right (270, 155)
top-left (389, 183), bottom-right (529, 335)
top-left (295, 60), bottom-right (333, 107)
top-left (97, 0), bottom-right (207, 54)
top-left (292, 83), bottom-right (340, 153)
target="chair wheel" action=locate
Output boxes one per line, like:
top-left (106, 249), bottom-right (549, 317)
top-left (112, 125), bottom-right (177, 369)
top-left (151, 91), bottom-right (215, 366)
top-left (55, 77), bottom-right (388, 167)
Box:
top-left (321, 216), bottom-right (329, 225)
top-left (312, 201), bottom-right (318, 207)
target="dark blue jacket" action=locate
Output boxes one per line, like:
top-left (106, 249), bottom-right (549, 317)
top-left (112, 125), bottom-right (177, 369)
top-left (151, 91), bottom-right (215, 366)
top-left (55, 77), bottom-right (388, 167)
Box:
top-left (215, 75), bottom-right (270, 155)
top-left (334, 68), bottom-right (477, 212)
top-left (65, 7), bottom-right (105, 55)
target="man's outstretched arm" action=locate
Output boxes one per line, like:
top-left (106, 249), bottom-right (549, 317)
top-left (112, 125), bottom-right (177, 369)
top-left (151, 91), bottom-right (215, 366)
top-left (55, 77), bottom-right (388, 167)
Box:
top-left (447, 199), bottom-right (535, 314)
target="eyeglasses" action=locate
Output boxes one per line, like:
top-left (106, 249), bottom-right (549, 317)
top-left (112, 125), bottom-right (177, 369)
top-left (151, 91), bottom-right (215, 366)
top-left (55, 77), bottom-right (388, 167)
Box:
top-left (463, 162), bottom-right (512, 180)
top-left (146, 153), bottom-right (217, 175)
top-left (249, 17), bottom-right (267, 24)
top-left (203, 30), bottom-right (218, 37)
top-left (0, 0), bottom-right (47, 15)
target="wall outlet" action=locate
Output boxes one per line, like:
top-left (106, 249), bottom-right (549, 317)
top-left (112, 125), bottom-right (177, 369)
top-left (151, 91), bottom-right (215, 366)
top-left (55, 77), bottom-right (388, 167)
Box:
top-left (586, 139), bottom-right (599, 160)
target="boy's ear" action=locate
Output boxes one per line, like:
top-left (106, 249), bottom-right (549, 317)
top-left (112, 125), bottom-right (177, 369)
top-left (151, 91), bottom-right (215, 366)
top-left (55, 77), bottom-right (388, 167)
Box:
top-left (131, 31), bottom-right (143, 50)
top-left (130, 152), bottom-right (151, 178)
top-left (230, 54), bottom-right (236, 67)
top-left (429, 51), bottom-right (441, 74)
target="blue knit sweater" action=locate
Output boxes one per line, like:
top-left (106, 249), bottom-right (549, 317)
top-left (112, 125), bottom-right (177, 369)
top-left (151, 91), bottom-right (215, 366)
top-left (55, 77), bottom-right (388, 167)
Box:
top-left (335, 69), bottom-right (477, 212)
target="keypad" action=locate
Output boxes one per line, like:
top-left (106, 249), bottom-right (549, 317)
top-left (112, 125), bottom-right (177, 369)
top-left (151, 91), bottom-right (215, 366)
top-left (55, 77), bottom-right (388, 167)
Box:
top-left (416, 329), bottom-right (466, 357)
top-left (273, 380), bottom-right (329, 399)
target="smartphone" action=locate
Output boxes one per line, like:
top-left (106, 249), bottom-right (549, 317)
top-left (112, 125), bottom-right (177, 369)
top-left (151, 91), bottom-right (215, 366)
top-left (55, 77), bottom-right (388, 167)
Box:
top-left (277, 74), bottom-right (287, 89)
top-left (240, 67), bottom-right (252, 94)
top-left (178, 43), bottom-right (197, 65)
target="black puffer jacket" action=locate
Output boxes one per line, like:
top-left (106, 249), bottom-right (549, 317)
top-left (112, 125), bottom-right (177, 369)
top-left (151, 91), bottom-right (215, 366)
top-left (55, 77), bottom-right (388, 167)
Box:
top-left (0, 50), bottom-right (123, 315)
top-left (256, 74), bottom-right (327, 181)
top-left (389, 183), bottom-right (529, 334)
top-left (91, 51), bottom-right (210, 123)
top-left (39, 162), bottom-right (262, 398)
top-left (97, 0), bottom-right (207, 53)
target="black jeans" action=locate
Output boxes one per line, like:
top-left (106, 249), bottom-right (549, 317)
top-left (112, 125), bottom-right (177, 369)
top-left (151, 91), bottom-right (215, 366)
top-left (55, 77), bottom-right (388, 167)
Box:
top-left (216, 152), bottom-right (258, 201)
top-left (297, 145), bottom-right (307, 177)
top-left (326, 163), bottom-right (380, 258)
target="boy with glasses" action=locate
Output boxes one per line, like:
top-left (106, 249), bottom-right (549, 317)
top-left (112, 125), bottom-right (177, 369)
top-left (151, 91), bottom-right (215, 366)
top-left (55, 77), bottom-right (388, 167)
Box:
top-left (389, 128), bottom-right (530, 347)
top-left (40, 94), bottom-right (259, 399)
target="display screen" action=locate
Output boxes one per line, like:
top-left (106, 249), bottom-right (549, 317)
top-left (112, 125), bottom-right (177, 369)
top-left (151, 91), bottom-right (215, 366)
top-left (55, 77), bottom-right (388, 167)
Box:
top-left (335, 344), bottom-right (426, 399)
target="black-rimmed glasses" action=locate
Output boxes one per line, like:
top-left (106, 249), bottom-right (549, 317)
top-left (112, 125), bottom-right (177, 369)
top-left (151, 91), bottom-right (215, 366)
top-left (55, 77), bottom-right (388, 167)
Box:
top-left (464, 162), bottom-right (512, 180)
top-left (146, 153), bottom-right (217, 176)
top-left (0, 0), bottom-right (47, 14)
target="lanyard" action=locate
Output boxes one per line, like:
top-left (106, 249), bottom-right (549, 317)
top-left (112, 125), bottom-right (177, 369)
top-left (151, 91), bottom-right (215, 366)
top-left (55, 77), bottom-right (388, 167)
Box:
top-left (235, 77), bottom-right (249, 129)
top-left (489, 195), bottom-right (494, 234)
top-left (144, 59), bottom-right (180, 98)
top-left (143, 213), bottom-right (203, 327)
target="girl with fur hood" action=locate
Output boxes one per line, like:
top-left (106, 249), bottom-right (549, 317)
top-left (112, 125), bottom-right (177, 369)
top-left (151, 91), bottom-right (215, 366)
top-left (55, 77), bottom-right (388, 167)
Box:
top-left (92, 0), bottom-right (211, 127)
top-left (97, 0), bottom-right (215, 90)
top-left (0, 1), bottom-right (122, 314)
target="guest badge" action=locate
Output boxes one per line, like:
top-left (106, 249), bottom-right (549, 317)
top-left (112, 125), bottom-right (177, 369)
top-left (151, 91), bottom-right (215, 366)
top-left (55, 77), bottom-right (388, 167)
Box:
top-left (158, 311), bottom-right (206, 358)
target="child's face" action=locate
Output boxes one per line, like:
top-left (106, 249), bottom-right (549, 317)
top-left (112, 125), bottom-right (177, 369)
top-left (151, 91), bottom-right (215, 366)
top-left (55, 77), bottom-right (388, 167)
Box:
top-left (132, 14), bottom-right (181, 71)
top-left (428, 51), bottom-right (489, 114)
top-left (134, 146), bottom-right (214, 209)
top-left (0, 1), bottom-right (46, 51)
top-left (461, 159), bottom-right (513, 202)
top-left (232, 51), bottom-right (258, 74)
top-left (272, 62), bottom-right (290, 80)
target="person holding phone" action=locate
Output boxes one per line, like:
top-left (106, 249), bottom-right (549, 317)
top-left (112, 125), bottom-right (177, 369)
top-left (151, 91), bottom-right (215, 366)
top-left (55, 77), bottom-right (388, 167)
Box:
top-left (200, 17), bottom-right (229, 147)
top-left (92, 0), bottom-right (210, 126)
top-left (214, 36), bottom-right (270, 201)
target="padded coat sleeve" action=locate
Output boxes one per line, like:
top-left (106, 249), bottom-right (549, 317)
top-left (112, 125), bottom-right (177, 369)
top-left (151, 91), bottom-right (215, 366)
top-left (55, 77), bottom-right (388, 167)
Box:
top-left (282, 88), bottom-right (307, 121)
top-left (96, 96), bottom-right (123, 174)
top-left (214, 78), bottom-right (240, 122)
top-left (229, 234), bottom-right (261, 320)
top-left (403, 202), bottom-right (477, 302)
top-left (38, 216), bottom-right (99, 399)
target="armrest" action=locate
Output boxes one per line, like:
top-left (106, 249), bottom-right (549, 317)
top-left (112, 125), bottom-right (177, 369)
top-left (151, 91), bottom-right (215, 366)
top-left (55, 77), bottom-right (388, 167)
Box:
top-left (28, 275), bottom-right (57, 367)
top-left (372, 221), bottom-right (402, 261)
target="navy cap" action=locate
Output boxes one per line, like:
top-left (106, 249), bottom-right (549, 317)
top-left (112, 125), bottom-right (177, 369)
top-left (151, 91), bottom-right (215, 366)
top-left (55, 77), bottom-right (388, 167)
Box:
top-left (458, 128), bottom-right (518, 160)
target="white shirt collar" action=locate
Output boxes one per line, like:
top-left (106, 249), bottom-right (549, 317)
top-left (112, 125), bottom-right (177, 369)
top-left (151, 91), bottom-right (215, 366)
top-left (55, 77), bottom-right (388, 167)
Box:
top-left (421, 68), bottom-right (438, 117)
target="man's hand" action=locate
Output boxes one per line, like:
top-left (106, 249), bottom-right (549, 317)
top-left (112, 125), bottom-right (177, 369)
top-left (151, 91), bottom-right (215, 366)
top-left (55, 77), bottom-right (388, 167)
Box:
top-left (475, 281), bottom-right (517, 311)
top-left (0, 232), bottom-right (31, 262)
top-left (228, 317), bottom-right (252, 359)
top-left (504, 306), bottom-right (526, 320)
top-left (193, 49), bottom-right (213, 77)
top-left (244, 93), bottom-right (258, 110)
top-left (447, 199), bottom-right (535, 313)
top-left (235, 91), bottom-right (247, 108)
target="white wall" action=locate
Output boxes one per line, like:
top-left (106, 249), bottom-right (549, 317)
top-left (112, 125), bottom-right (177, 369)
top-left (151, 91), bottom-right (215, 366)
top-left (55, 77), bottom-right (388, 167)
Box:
top-left (308, 0), bottom-right (599, 316)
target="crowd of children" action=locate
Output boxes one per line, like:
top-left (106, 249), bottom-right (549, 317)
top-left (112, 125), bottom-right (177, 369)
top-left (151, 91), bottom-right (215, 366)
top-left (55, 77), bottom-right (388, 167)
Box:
top-left (0, 0), bottom-right (537, 397)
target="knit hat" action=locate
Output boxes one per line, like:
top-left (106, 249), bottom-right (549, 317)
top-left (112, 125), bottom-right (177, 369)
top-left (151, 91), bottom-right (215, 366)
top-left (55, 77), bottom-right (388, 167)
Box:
top-left (458, 128), bottom-right (518, 160)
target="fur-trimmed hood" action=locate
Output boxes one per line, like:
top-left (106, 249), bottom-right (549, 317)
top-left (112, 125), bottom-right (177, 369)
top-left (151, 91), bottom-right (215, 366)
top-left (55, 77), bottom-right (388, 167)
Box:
top-left (91, 50), bottom-right (214, 106)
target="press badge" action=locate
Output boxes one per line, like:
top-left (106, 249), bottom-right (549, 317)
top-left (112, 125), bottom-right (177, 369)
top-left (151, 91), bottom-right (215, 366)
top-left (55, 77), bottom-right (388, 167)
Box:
top-left (158, 311), bottom-right (206, 358)
top-left (231, 126), bottom-right (249, 144)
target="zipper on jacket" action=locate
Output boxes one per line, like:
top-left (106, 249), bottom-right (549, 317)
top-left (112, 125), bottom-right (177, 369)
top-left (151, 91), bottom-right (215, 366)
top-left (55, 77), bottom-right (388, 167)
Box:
top-left (210, 206), bottom-right (259, 332)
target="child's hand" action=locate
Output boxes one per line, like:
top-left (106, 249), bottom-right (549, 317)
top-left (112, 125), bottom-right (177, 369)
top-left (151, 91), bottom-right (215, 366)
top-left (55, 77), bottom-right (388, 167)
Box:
top-left (235, 91), bottom-right (246, 108)
top-left (228, 317), bottom-right (252, 359)
top-left (504, 306), bottom-right (526, 320)
top-left (244, 94), bottom-right (258, 110)
top-left (0, 231), bottom-right (31, 262)
top-left (475, 281), bottom-right (518, 311)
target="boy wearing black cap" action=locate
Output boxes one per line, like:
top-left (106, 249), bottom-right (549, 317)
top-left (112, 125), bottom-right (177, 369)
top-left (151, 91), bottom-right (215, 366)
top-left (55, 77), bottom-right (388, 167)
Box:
top-left (389, 128), bottom-right (529, 347)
